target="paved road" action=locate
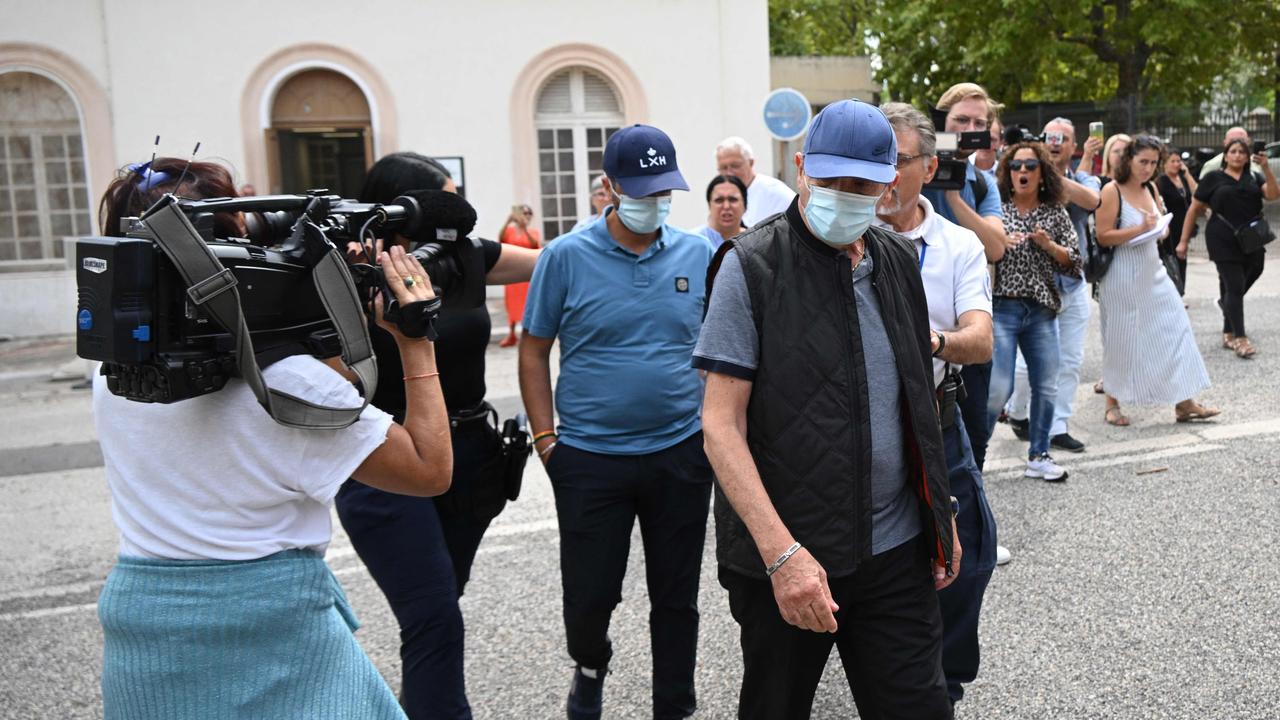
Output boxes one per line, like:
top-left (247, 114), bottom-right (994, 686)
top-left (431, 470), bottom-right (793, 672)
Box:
top-left (1, 254), bottom-right (1278, 719)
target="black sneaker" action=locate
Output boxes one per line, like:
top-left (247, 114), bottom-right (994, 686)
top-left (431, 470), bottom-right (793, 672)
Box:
top-left (1051, 433), bottom-right (1086, 453)
top-left (567, 666), bottom-right (605, 720)
top-left (1008, 417), bottom-right (1029, 441)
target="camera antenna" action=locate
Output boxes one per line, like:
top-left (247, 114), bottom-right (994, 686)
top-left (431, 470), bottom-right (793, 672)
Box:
top-left (123, 135), bottom-right (161, 216)
top-left (171, 141), bottom-right (201, 196)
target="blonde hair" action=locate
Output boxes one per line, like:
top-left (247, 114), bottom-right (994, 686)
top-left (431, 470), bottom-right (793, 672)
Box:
top-left (1101, 134), bottom-right (1132, 178)
top-left (936, 82), bottom-right (1005, 122)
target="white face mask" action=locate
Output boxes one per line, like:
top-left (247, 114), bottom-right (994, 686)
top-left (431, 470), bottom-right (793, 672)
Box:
top-left (614, 193), bottom-right (672, 233)
top-left (803, 183), bottom-right (883, 246)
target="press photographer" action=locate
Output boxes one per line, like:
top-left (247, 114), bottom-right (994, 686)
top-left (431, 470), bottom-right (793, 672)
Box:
top-left (88, 158), bottom-right (452, 719)
top-left (333, 152), bottom-right (540, 720)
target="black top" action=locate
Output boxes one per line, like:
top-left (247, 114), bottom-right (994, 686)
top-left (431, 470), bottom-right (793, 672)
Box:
top-left (1195, 170), bottom-right (1266, 263)
top-left (1155, 173), bottom-right (1193, 254)
top-left (370, 238), bottom-right (502, 419)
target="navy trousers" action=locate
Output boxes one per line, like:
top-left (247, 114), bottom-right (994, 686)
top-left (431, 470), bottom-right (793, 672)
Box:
top-left (957, 361), bottom-right (993, 470)
top-left (546, 431), bottom-right (714, 720)
top-left (334, 420), bottom-right (501, 720)
top-left (936, 411), bottom-right (997, 705)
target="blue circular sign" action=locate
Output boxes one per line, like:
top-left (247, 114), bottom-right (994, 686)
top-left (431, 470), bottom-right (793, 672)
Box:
top-left (763, 88), bottom-right (812, 141)
top-left (77, 308), bottom-right (93, 331)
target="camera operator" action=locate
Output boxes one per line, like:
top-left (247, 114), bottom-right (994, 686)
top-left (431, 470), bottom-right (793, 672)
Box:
top-left (334, 152), bottom-right (540, 720)
top-left (93, 160), bottom-right (451, 719)
top-left (921, 83), bottom-right (1010, 472)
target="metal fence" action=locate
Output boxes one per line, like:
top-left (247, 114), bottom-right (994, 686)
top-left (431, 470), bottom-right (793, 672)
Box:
top-left (1001, 99), bottom-right (1277, 157)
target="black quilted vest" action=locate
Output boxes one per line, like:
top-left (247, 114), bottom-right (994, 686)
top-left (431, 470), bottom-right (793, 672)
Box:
top-left (713, 202), bottom-right (954, 579)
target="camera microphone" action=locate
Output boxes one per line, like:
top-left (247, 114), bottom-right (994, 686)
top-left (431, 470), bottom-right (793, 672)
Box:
top-left (390, 189), bottom-right (478, 245)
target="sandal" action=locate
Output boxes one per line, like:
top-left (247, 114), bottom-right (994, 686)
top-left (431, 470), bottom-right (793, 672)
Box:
top-left (1233, 337), bottom-right (1257, 359)
top-left (1104, 405), bottom-right (1130, 426)
top-left (1222, 333), bottom-right (1236, 350)
top-left (1176, 402), bottom-right (1221, 423)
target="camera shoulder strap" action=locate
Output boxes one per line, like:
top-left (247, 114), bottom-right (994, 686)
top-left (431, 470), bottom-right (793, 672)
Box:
top-left (141, 197), bottom-right (378, 430)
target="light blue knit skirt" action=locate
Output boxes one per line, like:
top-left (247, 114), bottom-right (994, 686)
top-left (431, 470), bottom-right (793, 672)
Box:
top-left (98, 549), bottom-right (405, 720)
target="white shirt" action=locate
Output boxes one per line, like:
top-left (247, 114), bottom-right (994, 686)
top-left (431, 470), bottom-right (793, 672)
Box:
top-left (743, 173), bottom-right (796, 227)
top-left (93, 354), bottom-right (394, 560)
top-left (873, 196), bottom-right (991, 387)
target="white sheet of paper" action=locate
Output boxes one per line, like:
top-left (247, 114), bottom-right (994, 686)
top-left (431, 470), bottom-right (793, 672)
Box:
top-left (1127, 213), bottom-right (1173, 246)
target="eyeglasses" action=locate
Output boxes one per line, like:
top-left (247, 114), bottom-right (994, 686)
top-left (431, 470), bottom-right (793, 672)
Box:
top-left (1009, 159), bottom-right (1040, 172)
top-left (1043, 132), bottom-right (1067, 145)
top-left (897, 153), bottom-right (927, 166)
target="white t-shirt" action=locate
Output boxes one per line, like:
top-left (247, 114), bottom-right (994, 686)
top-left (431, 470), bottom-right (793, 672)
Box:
top-left (743, 173), bottom-right (796, 227)
top-left (873, 196), bottom-right (991, 387)
top-left (93, 355), bottom-right (394, 560)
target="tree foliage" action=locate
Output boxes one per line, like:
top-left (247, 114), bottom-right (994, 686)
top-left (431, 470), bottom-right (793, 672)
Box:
top-left (769, 0), bottom-right (1280, 110)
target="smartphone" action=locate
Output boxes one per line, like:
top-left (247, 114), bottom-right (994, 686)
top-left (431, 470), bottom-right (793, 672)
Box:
top-left (1089, 121), bottom-right (1104, 141)
top-left (1252, 140), bottom-right (1266, 154)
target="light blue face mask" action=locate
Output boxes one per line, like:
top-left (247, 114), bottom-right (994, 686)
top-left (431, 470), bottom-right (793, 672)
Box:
top-left (614, 194), bottom-right (672, 234)
top-left (803, 183), bottom-right (883, 247)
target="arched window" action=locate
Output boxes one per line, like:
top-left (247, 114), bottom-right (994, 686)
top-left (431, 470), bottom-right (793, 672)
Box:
top-left (0, 71), bottom-right (91, 263)
top-left (534, 68), bottom-right (623, 238)
top-left (267, 69), bottom-right (373, 197)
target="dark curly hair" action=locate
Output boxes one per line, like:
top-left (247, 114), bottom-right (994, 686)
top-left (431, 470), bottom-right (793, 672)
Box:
top-left (99, 158), bottom-right (243, 238)
top-left (996, 142), bottom-right (1064, 205)
top-left (1113, 135), bottom-right (1166, 184)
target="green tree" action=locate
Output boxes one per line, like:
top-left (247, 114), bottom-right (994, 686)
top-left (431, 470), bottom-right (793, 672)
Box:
top-left (768, 0), bottom-right (862, 56)
top-left (769, 0), bottom-right (1280, 110)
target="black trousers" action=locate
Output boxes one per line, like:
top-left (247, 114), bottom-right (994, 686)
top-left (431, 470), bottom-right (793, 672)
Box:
top-left (334, 420), bottom-right (503, 720)
top-left (958, 361), bottom-right (993, 470)
top-left (1215, 253), bottom-right (1266, 337)
top-left (547, 432), bottom-right (714, 720)
top-left (719, 537), bottom-right (952, 720)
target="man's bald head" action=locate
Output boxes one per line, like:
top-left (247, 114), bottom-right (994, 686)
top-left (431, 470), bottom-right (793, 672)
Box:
top-left (1224, 127), bottom-right (1249, 146)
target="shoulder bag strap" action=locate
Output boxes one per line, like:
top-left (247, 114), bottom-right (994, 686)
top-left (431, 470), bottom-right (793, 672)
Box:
top-left (142, 197), bottom-right (378, 429)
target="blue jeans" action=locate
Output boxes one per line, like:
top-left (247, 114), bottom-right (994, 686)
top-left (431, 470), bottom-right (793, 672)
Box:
top-left (987, 298), bottom-right (1060, 458)
top-left (1006, 281), bottom-right (1090, 436)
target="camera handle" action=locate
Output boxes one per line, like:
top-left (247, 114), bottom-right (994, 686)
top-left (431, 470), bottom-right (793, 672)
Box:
top-left (141, 195), bottom-right (378, 430)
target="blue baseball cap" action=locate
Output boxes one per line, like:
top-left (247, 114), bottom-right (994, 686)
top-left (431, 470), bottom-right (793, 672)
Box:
top-left (602, 124), bottom-right (689, 197)
top-left (802, 99), bottom-right (898, 183)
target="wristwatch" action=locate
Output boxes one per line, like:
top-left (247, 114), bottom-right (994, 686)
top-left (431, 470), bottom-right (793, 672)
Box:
top-left (932, 331), bottom-right (947, 358)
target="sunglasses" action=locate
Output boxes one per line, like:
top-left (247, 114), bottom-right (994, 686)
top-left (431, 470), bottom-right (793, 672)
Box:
top-left (1009, 159), bottom-right (1040, 172)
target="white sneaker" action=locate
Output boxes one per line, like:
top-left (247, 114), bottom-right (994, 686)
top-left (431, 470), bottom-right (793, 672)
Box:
top-left (1025, 453), bottom-right (1068, 482)
top-left (996, 544), bottom-right (1012, 566)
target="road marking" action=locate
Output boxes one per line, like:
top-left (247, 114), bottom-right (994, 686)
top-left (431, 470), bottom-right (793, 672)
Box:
top-left (982, 415), bottom-right (1280, 472)
top-left (985, 443), bottom-right (1225, 480)
top-left (0, 601), bottom-right (97, 622)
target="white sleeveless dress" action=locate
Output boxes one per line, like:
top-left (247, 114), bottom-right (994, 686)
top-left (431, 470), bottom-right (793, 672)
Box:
top-left (1098, 201), bottom-right (1210, 405)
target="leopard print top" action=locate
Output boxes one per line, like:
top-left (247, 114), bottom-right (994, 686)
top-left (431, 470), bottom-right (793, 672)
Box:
top-left (993, 202), bottom-right (1082, 312)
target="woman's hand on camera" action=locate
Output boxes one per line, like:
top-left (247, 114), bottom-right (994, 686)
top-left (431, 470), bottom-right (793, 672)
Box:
top-left (346, 237), bottom-right (383, 265)
top-left (376, 246), bottom-right (436, 342)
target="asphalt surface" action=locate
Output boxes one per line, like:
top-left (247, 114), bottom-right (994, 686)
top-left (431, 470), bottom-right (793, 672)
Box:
top-left (1, 252), bottom-right (1278, 719)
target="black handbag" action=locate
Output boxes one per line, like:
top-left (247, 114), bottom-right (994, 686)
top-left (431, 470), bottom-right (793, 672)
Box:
top-left (1159, 251), bottom-right (1184, 294)
top-left (1237, 216), bottom-right (1276, 254)
top-left (437, 403), bottom-right (531, 523)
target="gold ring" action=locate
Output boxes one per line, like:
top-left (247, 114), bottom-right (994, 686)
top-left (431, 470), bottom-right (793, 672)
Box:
top-left (403, 277), bottom-right (415, 287)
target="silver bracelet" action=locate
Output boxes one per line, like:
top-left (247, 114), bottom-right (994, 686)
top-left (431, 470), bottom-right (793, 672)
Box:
top-left (765, 542), bottom-right (802, 577)
top-left (538, 441), bottom-right (557, 458)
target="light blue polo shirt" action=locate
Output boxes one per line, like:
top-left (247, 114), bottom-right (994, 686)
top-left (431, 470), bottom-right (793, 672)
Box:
top-left (922, 163), bottom-right (1002, 225)
top-left (523, 209), bottom-right (716, 455)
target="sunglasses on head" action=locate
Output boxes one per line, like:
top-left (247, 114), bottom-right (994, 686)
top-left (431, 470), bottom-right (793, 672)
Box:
top-left (1009, 159), bottom-right (1040, 172)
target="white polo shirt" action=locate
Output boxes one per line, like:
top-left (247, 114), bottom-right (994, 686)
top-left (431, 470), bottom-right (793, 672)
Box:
top-left (874, 196), bottom-right (991, 387)
top-left (743, 173), bottom-right (797, 227)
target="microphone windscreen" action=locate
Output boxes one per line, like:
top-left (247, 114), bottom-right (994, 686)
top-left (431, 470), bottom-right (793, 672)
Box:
top-left (396, 189), bottom-right (477, 243)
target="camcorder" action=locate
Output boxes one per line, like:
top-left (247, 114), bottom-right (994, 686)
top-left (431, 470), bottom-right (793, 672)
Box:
top-left (924, 130), bottom-right (991, 191)
top-left (76, 189), bottom-right (482, 408)
top-left (1003, 124), bottom-right (1044, 146)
